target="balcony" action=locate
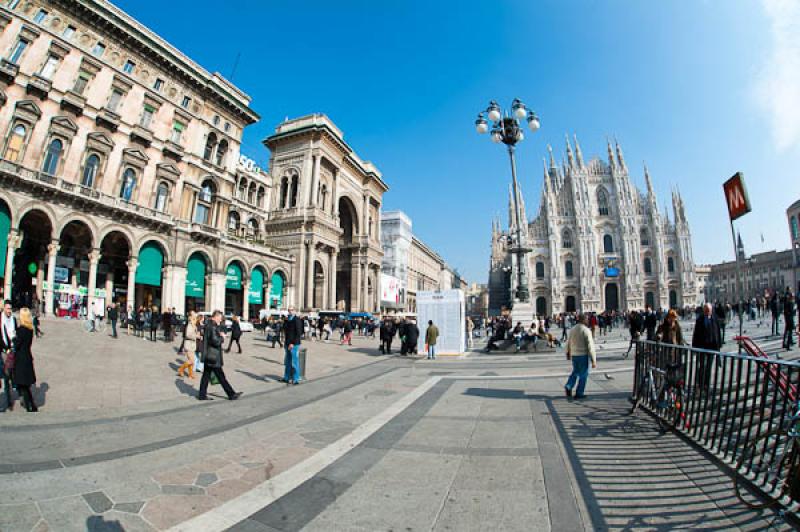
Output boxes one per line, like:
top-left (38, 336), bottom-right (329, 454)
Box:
top-left (162, 141), bottom-right (184, 161)
top-left (0, 59), bottom-right (18, 84)
top-left (25, 74), bottom-right (51, 99)
top-left (60, 90), bottom-right (86, 116)
top-left (129, 125), bottom-right (153, 147)
top-left (189, 222), bottom-right (220, 243)
top-left (95, 109), bottom-right (120, 132)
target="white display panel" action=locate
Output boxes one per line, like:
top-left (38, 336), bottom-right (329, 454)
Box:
top-left (416, 289), bottom-right (465, 355)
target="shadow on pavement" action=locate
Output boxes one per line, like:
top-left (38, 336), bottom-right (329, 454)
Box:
top-left (235, 369), bottom-right (281, 383)
top-left (173, 378), bottom-right (197, 397)
top-left (86, 515), bottom-right (123, 531)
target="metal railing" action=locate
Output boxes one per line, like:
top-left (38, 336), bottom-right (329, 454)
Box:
top-left (633, 340), bottom-right (800, 504)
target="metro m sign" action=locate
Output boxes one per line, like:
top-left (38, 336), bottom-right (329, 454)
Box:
top-left (723, 172), bottom-right (751, 221)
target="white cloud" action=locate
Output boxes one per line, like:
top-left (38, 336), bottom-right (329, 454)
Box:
top-left (755, 0), bottom-right (800, 152)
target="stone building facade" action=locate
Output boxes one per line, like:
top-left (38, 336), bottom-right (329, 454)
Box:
top-left (0, 0), bottom-right (295, 317)
top-left (704, 249), bottom-right (795, 304)
top-left (489, 138), bottom-right (696, 315)
top-left (788, 198), bottom-right (800, 293)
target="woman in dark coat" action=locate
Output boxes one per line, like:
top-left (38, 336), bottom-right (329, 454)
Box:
top-left (13, 308), bottom-right (37, 412)
top-left (226, 315), bottom-right (242, 354)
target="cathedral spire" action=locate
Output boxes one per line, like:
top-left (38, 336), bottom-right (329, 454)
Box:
top-left (644, 163), bottom-right (654, 197)
top-left (607, 138), bottom-right (616, 170)
top-left (547, 144), bottom-right (556, 169)
top-left (565, 134), bottom-right (574, 168)
top-left (573, 134), bottom-right (584, 168)
top-left (615, 137), bottom-right (627, 173)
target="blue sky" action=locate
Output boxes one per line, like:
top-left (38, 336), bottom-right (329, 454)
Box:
top-left (116, 0), bottom-right (800, 283)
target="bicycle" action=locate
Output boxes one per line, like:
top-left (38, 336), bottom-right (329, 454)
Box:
top-left (735, 400), bottom-right (800, 509)
top-left (83, 317), bottom-right (106, 333)
top-left (630, 361), bottom-right (687, 433)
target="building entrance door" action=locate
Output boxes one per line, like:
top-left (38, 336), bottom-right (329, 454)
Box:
top-left (604, 283), bottom-right (619, 312)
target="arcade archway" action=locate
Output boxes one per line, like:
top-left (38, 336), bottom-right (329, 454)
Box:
top-left (336, 197), bottom-right (358, 312)
top-left (12, 209), bottom-right (52, 309)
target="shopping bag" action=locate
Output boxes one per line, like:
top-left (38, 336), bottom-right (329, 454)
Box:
top-left (210, 372), bottom-right (219, 385)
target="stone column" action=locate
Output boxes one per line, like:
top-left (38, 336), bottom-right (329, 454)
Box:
top-left (362, 262), bottom-right (369, 313)
top-left (305, 241), bottom-right (315, 310)
top-left (126, 257), bottom-right (137, 311)
top-left (352, 261), bottom-right (362, 312)
top-left (362, 195), bottom-right (369, 239)
top-left (87, 248), bottom-right (101, 312)
top-left (161, 264), bottom-right (173, 311)
top-left (310, 154), bottom-right (321, 207)
top-left (242, 278), bottom-right (250, 320)
top-left (297, 242), bottom-right (306, 310)
top-left (329, 250), bottom-right (338, 311)
top-left (3, 230), bottom-right (20, 301)
top-left (169, 265), bottom-right (187, 316)
top-left (210, 270), bottom-right (226, 312)
top-left (45, 241), bottom-right (59, 315)
top-left (332, 170), bottom-right (339, 218)
top-left (105, 272), bottom-right (114, 306)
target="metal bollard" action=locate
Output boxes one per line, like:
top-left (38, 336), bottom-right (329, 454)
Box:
top-left (298, 347), bottom-right (307, 381)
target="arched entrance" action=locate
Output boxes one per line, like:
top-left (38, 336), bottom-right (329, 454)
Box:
top-left (248, 266), bottom-right (267, 318)
top-left (536, 296), bottom-right (547, 316)
top-left (336, 197), bottom-right (358, 312)
top-left (645, 291), bottom-right (655, 309)
top-left (57, 220), bottom-right (93, 315)
top-left (135, 241), bottom-right (165, 310)
top-left (669, 289), bottom-right (678, 309)
top-left (0, 200), bottom-right (10, 296)
top-left (225, 260), bottom-right (245, 316)
top-left (185, 252), bottom-right (209, 312)
top-left (99, 232), bottom-right (131, 308)
top-left (12, 210), bottom-right (52, 309)
top-left (565, 295), bottom-right (576, 313)
top-left (604, 283), bottom-right (619, 312)
top-left (313, 261), bottom-right (325, 309)
top-left (269, 271), bottom-right (286, 309)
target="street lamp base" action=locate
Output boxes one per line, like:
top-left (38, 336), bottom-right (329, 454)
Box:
top-left (510, 301), bottom-right (535, 327)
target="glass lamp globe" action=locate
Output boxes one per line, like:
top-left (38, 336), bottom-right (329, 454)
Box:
top-left (512, 99), bottom-right (527, 119)
top-left (475, 115), bottom-right (489, 134)
top-left (516, 130), bottom-right (524, 142)
top-left (487, 101), bottom-right (501, 122)
top-left (527, 114), bottom-right (540, 132)
top-left (491, 131), bottom-right (502, 143)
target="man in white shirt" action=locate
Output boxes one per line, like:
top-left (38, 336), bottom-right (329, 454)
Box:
top-left (565, 314), bottom-right (597, 400)
top-left (1, 300), bottom-right (16, 411)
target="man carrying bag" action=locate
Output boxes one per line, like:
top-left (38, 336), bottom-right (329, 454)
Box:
top-left (197, 310), bottom-right (242, 401)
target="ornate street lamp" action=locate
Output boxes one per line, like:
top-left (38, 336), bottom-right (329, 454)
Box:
top-left (476, 99), bottom-right (540, 304)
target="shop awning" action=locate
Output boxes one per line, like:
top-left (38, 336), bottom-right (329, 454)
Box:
top-left (249, 268), bottom-right (264, 304)
top-left (186, 254), bottom-right (206, 298)
top-left (135, 242), bottom-right (163, 287)
top-left (0, 204), bottom-right (9, 278)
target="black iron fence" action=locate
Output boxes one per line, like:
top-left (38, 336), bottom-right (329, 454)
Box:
top-left (633, 339), bottom-right (800, 506)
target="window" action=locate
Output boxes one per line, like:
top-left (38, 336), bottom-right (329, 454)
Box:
top-left (289, 175), bottom-right (299, 207)
top-left (72, 70), bottom-right (91, 95)
top-left (62, 25), bottom-right (76, 39)
top-left (562, 229), bottom-right (572, 249)
top-left (41, 138), bottom-right (62, 174)
top-left (668, 256), bottom-right (675, 273)
top-left (38, 55), bottom-right (59, 80)
top-left (92, 42), bottom-right (106, 57)
top-left (123, 60), bottom-right (135, 74)
top-left (247, 182), bottom-right (256, 204)
top-left (194, 180), bottom-right (215, 225)
top-left (318, 184), bottom-right (327, 211)
top-left (215, 139), bottom-right (228, 166)
top-left (4, 123), bottom-right (26, 161)
top-left (33, 9), bottom-right (47, 23)
top-left (237, 179), bottom-right (247, 200)
top-left (640, 229), bottom-right (650, 247)
top-left (154, 182), bottom-right (169, 212)
top-left (81, 154), bottom-right (99, 187)
top-left (139, 104), bottom-right (155, 129)
top-left (228, 211), bottom-right (240, 231)
top-left (644, 257), bottom-right (653, 274)
top-left (107, 89), bottom-right (124, 112)
top-left (603, 234), bottom-right (613, 253)
top-left (257, 186), bottom-right (265, 208)
top-left (203, 133), bottom-right (217, 161)
top-left (224, 122), bottom-right (231, 133)
top-left (213, 115), bottom-right (220, 126)
top-left (248, 218), bottom-right (259, 237)
top-left (597, 187), bottom-right (610, 216)
top-left (536, 261), bottom-right (545, 279)
top-left (153, 78), bottom-right (164, 91)
top-left (8, 38), bottom-right (28, 64)
top-left (792, 216), bottom-right (799, 240)
top-left (171, 121), bottom-right (185, 144)
top-left (7, 0), bottom-right (20, 9)
top-left (119, 168), bottom-right (136, 201)
top-left (565, 260), bottom-right (574, 278)
top-left (181, 96), bottom-right (191, 109)
top-left (280, 177), bottom-right (288, 208)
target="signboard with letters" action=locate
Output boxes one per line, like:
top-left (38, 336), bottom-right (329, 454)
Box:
top-left (723, 172), bottom-right (751, 221)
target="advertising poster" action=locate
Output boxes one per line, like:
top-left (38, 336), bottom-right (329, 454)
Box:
top-left (416, 289), bottom-right (465, 355)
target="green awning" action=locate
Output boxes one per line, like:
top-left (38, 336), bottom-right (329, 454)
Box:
top-left (0, 203), bottom-right (9, 278)
top-left (226, 263), bottom-right (242, 290)
top-left (249, 268), bottom-right (264, 304)
top-left (135, 242), bottom-right (163, 287)
top-left (269, 272), bottom-right (284, 307)
top-left (186, 254), bottom-right (206, 297)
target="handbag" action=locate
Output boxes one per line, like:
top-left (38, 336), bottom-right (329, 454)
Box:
top-left (4, 349), bottom-right (15, 372)
top-left (204, 346), bottom-right (219, 365)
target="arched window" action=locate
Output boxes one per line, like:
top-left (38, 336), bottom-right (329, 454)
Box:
top-left (119, 168), bottom-right (136, 201)
top-left (644, 257), bottom-right (652, 274)
top-left (640, 228), bottom-right (650, 246)
top-left (228, 211), bottom-right (240, 231)
top-left (280, 177), bottom-right (289, 208)
top-left (562, 229), bottom-right (573, 248)
top-left (535, 261), bottom-right (545, 279)
top-left (668, 256), bottom-right (675, 273)
top-left (248, 218), bottom-right (259, 237)
top-left (154, 182), bottom-right (169, 212)
top-left (603, 234), bottom-right (613, 253)
top-left (41, 138), bottom-right (63, 174)
top-left (248, 182), bottom-right (256, 204)
top-left (4, 123), bottom-right (26, 161)
top-left (597, 188), bottom-right (610, 216)
top-left (257, 186), bottom-right (265, 208)
top-left (81, 154), bottom-right (100, 188)
top-left (319, 184), bottom-right (328, 211)
top-left (565, 260), bottom-right (574, 278)
top-left (289, 175), bottom-right (299, 207)
top-left (238, 178), bottom-right (247, 200)
top-left (215, 139), bottom-right (228, 167)
top-left (203, 133), bottom-right (217, 162)
top-left (194, 179), bottom-right (215, 225)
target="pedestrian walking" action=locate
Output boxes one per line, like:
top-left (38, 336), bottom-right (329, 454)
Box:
top-left (283, 307), bottom-right (304, 384)
top-left (0, 300), bottom-right (16, 411)
top-left (161, 308), bottom-right (172, 342)
top-left (12, 308), bottom-right (37, 412)
top-left (714, 302), bottom-right (727, 344)
top-left (379, 318), bottom-right (395, 354)
top-left (108, 303), bottom-right (119, 338)
top-left (32, 306), bottom-right (43, 338)
top-left (425, 320), bottom-right (439, 359)
top-left (691, 303), bottom-right (722, 392)
top-left (783, 288), bottom-right (796, 351)
top-left (271, 318), bottom-right (283, 348)
top-left (178, 312), bottom-right (197, 379)
top-left (341, 320), bottom-right (353, 346)
top-left (625, 310), bottom-right (642, 357)
top-left (564, 314), bottom-right (597, 399)
top-left (225, 315), bottom-right (243, 354)
top-left (644, 306), bottom-right (657, 341)
top-left (149, 306), bottom-right (159, 342)
top-left (466, 317), bottom-right (475, 349)
top-left (197, 310), bottom-right (241, 401)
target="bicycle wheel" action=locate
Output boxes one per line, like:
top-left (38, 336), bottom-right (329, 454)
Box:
top-left (734, 429), bottom-right (794, 509)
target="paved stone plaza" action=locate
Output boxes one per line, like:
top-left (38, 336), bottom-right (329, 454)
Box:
top-left (0, 316), bottom-right (796, 531)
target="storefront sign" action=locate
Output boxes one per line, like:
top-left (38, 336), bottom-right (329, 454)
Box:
top-left (226, 263), bottom-right (242, 290)
top-left (54, 266), bottom-right (69, 283)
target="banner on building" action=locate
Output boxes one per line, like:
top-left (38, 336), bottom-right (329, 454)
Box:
top-left (380, 273), bottom-right (402, 304)
top-left (416, 289), bottom-right (465, 355)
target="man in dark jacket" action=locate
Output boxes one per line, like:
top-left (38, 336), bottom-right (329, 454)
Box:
top-left (197, 310), bottom-right (241, 401)
top-left (283, 307), bottom-right (304, 384)
top-left (379, 319), bottom-right (396, 354)
top-left (404, 319), bottom-right (419, 355)
top-left (770, 294), bottom-right (780, 336)
top-left (149, 307), bottom-right (159, 342)
top-left (783, 288), bottom-right (796, 350)
top-left (226, 316), bottom-right (243, 353)
top-left (643, 306), bottom-right (657, 341)
top-left (714, 302), bottom-right (727, 343)
top-left (0, 300), bottom-right (16, 411)
top-left (161, 308), bottom-right (172, 342)
top-left (108, 303), bottom-right (119, 338)
top-left (692, 303), bottom-right (722, 391)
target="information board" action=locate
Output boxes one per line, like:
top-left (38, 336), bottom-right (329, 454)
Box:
top-left (416, 289), bottom-right (465, 355)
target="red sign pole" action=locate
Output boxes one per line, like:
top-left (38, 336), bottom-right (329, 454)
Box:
top-left (723, 172), bottom-right (751, 354)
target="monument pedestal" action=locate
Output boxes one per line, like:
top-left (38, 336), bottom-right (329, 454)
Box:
top-left (510, 301), bottom-right (535, 326)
